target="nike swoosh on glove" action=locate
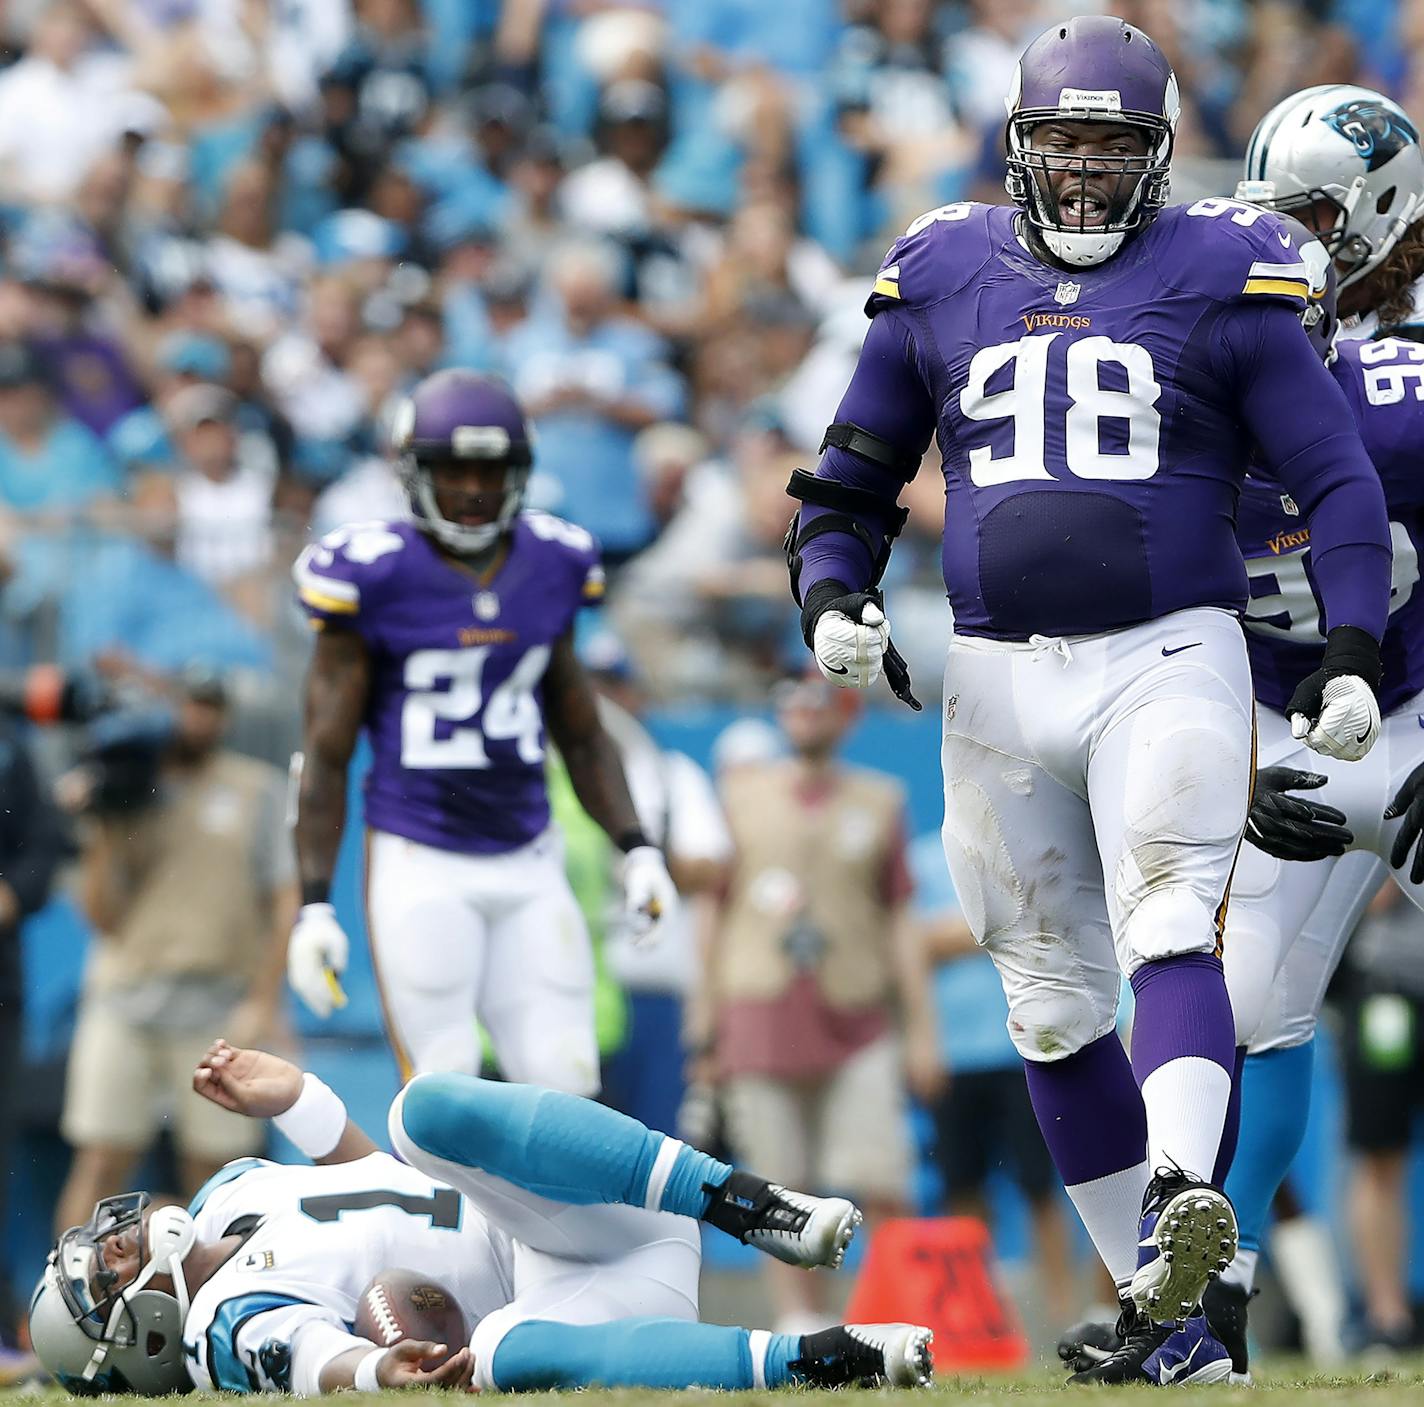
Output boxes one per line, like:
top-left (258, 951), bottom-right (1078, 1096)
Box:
top-left (288, 902), bottom-right (350, 1018)
top-left (812, 594), bottom-right (891, 689)
top-left (622, 845), bottom-right (677, 947)
top-left (1385, 760), bottom-right (1424, 885)
top-left (1244, 766), bottom-right (1353, 862)
top-left (1286, 625), bottom-right (1382, 763)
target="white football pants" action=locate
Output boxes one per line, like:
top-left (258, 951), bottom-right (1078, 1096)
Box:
top-left (388, 1085), bottom-right (700, 1393)
top-left (1224, 693), bottom-right (1424, 1052)
top-left (938, 607), bottom-right (1254, 1062)
top-left (366, 826), bottom-right (600, 1094)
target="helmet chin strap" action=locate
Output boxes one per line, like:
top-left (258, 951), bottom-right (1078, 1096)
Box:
top-left (140, 1206), bottom-right (196, 1320)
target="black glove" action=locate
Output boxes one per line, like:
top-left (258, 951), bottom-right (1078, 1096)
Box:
top-left (1284, 624), bottom-right (1382, 728)
top-left (1385, 761), bottom-right (1424, 884)
top-left (798, 580), bottom-right (922, 712)
top-left (1244, 766), bottom-right (1353, 862)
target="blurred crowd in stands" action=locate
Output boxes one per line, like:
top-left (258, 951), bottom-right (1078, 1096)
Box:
top-left (0, 0), bottom-right (1413, 707)
top-left (3, 0), bottom-right (1424, 1365)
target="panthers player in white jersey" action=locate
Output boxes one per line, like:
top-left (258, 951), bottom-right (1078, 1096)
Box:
top-left (29, 1042), bottom-right (931, 1396)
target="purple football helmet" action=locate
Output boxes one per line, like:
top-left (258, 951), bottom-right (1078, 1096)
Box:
top-left (1005, 16), bottom-right (1181, 267)
top-left (391, 369), bottom-right (533, 554)
top-left (1271, 212), bottom-right (1339, 363)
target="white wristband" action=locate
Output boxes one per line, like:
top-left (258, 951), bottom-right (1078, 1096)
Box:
top-left (353, 1348), bottom-right (385, 1392)
top-left (272, 1073), bottom-right (348, 1160)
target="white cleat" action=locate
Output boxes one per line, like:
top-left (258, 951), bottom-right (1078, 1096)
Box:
top-left (745, 1186), bottom-right (863, 1269)
top-left (704, 1171), bottom-right (863, 1269)
top-left (794, 1323), bottom-right (935, 1388)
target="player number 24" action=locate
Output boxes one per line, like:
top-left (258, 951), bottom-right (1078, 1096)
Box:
top-left (401, 645), bottom-right (551, 769)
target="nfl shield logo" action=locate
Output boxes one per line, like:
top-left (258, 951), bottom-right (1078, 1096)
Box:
top-left (1280, 494), bottom-right (1300, 517)
top-left (1054, 280), bottom-right (1081, 306)
top-left (473, 591), bottom-right (500, 621)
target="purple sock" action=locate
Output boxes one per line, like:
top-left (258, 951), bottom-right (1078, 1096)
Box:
top-left (1211, 1046), bottom-right (1247, 1186)
top-left (1023, 1032), bottom-right (1147, 1184)
top-left (1129, 954), bottom-right (1236, 1080)
top-left (1130, 954), bottom-right (1236, 1181)
top-left (1023, 1032), bottom-right (1149, 1284)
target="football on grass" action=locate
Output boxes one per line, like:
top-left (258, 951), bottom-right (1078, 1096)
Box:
top-left (354, 1269), bottom-right (469, 1363)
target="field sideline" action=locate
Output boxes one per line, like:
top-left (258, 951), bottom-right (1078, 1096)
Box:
top-left (5, 1359), bottom-right (1424, 1405)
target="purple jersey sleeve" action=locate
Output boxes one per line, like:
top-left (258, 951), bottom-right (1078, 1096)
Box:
top-left (1217, 303), bottom-right (1392, 640)
top-left (1155, 200), bottom-right (1319, 313)
top-left (292, 521), bottom-right (413, 637)
top-left (796, 204), bottom-right (1002, 599)
top-left (794, 311), bottom-right (938, 598)
top-left (522, 511), bottom-right (606, 633)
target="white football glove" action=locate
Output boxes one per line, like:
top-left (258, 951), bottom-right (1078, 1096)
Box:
top-left (813, 601), bottom-right (891, 689)
top-left (1290, 674), bottom-right (1381, 762)
top-left (287, 902), bottom-right (350, 1018)
top-left (621, 845), bottom-right (677, 948)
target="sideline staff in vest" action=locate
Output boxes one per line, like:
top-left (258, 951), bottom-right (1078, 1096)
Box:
top-left (707, 672), bottom-right (941, 1335)
top-left (52, 667), bottom-right (295, 1234)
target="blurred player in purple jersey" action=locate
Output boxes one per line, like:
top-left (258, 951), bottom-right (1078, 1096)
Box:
top-left (784, 15), bottom-right (1393, 1387)
top-left (1172, 103), bottom-right (1424, 1377)
top-left (287, 370), bottom-right (675, 1095)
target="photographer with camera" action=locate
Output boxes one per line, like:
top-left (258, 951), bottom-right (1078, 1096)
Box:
top-left (51, 666), bottom-right (296, 1235)
top-left (0, 679), bottom-right (67, 1347)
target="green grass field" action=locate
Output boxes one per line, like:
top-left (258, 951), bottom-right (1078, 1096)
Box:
top-left (5, 1358), bottom-right (1424, 1404)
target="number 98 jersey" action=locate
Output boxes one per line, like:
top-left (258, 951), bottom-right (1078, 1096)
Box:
top-left (1242, 336), bottom-right (1424, 715)
top-left (869, 199), bottom-right (1319, 639)
top-left (294, 514), bottom-right (604, 854)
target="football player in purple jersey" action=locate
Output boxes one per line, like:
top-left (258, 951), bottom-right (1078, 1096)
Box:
top-left (1172, 126), bottom-right (1424, 1376)
top-left (784, 15), bottom-right (1393, 1386)
top-left (286, 370), bottom-right (675, 1096)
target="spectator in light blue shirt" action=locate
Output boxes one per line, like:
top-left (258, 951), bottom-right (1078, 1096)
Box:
top-left (108, 332), bottom-right (234, 476)
top-left (0, 344), bottom-right (120, 514)
top-left (505, 241), bottom-right (685, 562)
top-left (909, 830), bottom-right (1076, 1324)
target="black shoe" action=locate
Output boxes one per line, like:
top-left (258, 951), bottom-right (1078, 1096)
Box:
top-left (790, 1324), bottom-right (934, 1388)
top-left (701, 1171), bottom-right (860, 1268)
top-left (1201, 1277), bottom-right (1252, 1381)
top-left (1057, 1313), bottom-right (1124, 1374)
top-left (1359, 1320), bottom-right (1415, 1364)
top-left (1068, 1302), bottom-right (1232, 1386)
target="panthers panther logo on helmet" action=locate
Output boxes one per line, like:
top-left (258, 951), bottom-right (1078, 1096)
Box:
top-left (1323, 99), bottom-right (1421, 172)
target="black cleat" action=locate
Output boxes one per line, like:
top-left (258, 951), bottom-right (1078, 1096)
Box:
top-left (1068, 1302), bottom-right (1232, 1386)
top-left (791, 1324), bottom-right (934, 1388)
top-left (1201, 1276), bottom-right (1253, 1382)
top-left (701, 1171), bottom-right (861, 1268)
top-left (1057, 1313), bottom-right (1123, 1373)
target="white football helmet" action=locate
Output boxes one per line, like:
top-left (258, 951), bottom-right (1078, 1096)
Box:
top-left (29, 1194), bottom-right (195, 1395)
top-left (1240, 84), bottom-right (1424, 287)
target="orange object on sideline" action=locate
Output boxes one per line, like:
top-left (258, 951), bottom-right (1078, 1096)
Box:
top-left (842, 1217), bottom-right (1030, 1371)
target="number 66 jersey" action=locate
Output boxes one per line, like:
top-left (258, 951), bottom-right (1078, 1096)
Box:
top-left (820, 199), bottom-right (1388, 642)
top-left (294, 513), bottom-right (603, 854)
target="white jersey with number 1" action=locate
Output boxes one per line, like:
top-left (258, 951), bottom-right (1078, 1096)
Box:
top-left (181, 1154), bottom-right (514, 1394)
